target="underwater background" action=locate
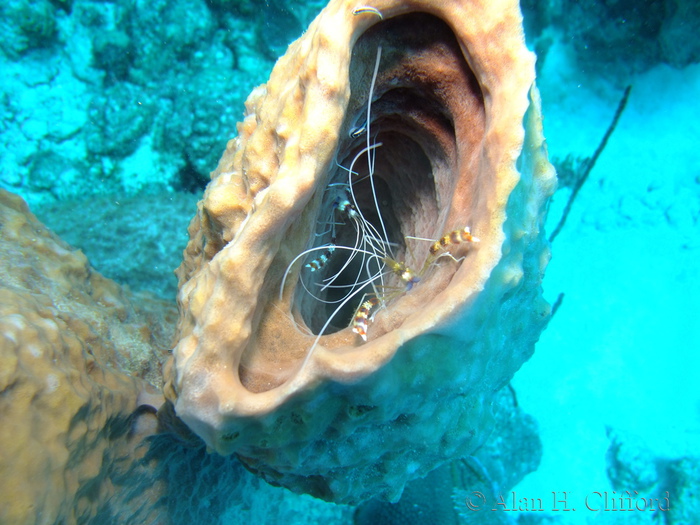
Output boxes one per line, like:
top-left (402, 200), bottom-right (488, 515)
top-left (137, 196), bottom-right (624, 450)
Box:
top-left (0, 0), bottom-right (698, 524)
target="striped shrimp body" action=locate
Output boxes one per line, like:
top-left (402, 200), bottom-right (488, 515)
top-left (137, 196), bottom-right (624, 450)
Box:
top-left (350, 257), bottom-right (418, 341)
top-left (348, 227), bottom-right (479, 342)
top-left (304, 242), bottom-right (336, 272)
top-left (409, 226), bottom-right (480, 276)
top-left (429, 227), bottom-right (480, 258)
top-left (381, 257), bottom-right (420, 291)
top-left (332, 192), bottom-right (359, 220)
top-left (352, 296), bottom-right (380, 341)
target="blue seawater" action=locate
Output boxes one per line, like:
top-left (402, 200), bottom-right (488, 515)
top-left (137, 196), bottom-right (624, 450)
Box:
top-left (0, 0), bottom-right (698, 523)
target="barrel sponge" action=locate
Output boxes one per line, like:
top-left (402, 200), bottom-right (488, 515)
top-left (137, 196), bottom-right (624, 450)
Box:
top-left (164, 0), bottom-right (557, 504)
top-left (0, 190), bottom-right (173, 524)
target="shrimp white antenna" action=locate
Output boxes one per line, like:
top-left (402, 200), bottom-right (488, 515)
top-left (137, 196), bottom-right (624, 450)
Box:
top-left (363, 46), bottom-right (393, 257)
top-left (299, 260), bottom-right (384, 371)
top-left (342, 141), bottom-right (390, 263)
top-left (282, 244), bottom-right (384, 302)
top-left (319, 216), bottom-right (364, 292)
top-left (297, 46), bottom-right (394, 375)
top-left (279, 243), bottom-right (337, 301)
top-left (366, 46), bottom-right (382, 176)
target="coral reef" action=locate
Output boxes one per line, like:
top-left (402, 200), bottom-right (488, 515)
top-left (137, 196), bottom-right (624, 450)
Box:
top-left (555, 0), bottom-right (700, 79)
top-left (84, 83), bottom-right (156, 158)
top-left (165, 0), bottom-right (555, 504)
top-left (0, 0), bottom-right (326, 208)
top-left (660, 0), bottom-right (700, 68)
top-left (0, 0), bottom-right (58, 58)
top-left (0, 0), bottom-right (695, 219)
top-left (91, 29), bottom-right (132, 85)
top-left (664, 457), bottom-right (700, 524)
top-left (606, 428), bottom-right (658, 493)
top-left (600, 427), bottom-right (700, 525)
top-left (34, 191), bottom-right (200, 299)
top-left (126, 0), bottom-right (215, 76)
top-left (355, 388), bottom-right (542, 524)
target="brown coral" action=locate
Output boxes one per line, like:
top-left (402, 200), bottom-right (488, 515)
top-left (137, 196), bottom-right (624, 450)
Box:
top-left (0, 190), bottom-right (174, 524)
top-left (165, 0), bottom-right (556, 503)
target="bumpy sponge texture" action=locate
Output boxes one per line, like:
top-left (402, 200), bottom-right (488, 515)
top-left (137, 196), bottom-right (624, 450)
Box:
top-left (0, 190), bottom-right (173, 524)
top-left (165, 0), bottom-right (556, 504)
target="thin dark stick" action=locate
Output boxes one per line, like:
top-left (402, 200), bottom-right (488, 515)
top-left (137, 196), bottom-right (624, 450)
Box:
top-left (550, 292), bottom-right (564, 319)
top-left (549, 85), bottom-right (632, 243)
